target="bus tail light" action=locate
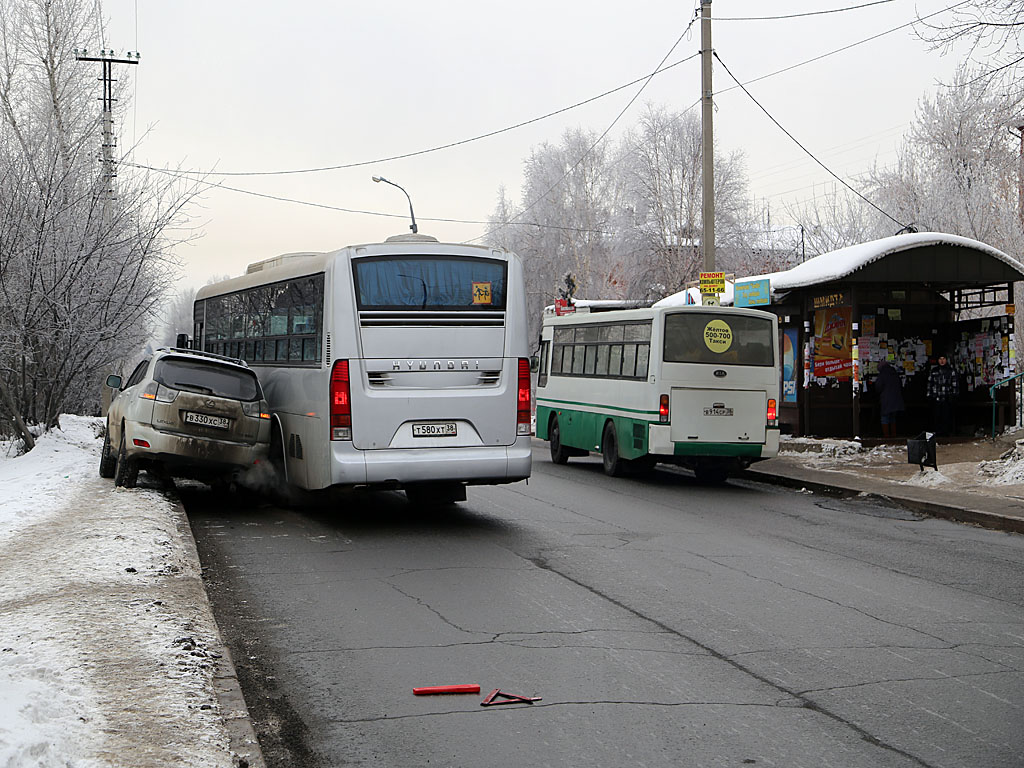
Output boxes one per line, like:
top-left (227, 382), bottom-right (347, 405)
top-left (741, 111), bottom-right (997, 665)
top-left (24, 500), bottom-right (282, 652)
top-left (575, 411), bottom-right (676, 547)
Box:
top-left (517, 358), bottom-right (532, 436)
top-left (767, 398), bottom-right (778, 427)
top-left (330, 360), bottom-right (352, 441)
top-left (659, 394), bottom-right (670, 423)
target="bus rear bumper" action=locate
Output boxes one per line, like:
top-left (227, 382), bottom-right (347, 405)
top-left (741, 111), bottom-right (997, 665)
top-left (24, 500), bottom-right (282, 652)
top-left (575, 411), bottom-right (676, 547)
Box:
top-left (647, 424), bottom-right (780, 459)
top-left (330, 438), bottom-right (532, 488)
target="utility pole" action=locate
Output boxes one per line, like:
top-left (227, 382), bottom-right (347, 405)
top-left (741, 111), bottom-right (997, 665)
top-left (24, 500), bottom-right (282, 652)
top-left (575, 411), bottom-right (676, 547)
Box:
top-left (74, 47), bottom-right (140, 224)
top-left (701, 0), bottom-right (714, 272)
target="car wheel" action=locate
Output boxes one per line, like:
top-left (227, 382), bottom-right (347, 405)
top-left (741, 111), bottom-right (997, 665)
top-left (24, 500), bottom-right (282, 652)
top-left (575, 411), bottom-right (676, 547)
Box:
top-left (549, 416), bottom-right (570, 465)
top-left (113, 430), bottom-right (138, 489)
top-left (602, 422), bottom-right (625, 477)
top-left (98, 424), bottom-right (116, 478)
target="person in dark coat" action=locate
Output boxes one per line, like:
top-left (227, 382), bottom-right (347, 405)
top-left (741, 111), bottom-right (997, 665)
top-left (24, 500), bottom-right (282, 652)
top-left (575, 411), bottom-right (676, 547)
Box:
top-left (926, 354), bottom-right (959, 437)
top-left (873, 361), bottom-right (905, 438)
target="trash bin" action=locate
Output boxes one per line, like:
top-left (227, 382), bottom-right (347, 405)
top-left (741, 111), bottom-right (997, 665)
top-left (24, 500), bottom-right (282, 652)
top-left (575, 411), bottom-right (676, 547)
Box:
top-left (907, 431), bottom-right (937, 470)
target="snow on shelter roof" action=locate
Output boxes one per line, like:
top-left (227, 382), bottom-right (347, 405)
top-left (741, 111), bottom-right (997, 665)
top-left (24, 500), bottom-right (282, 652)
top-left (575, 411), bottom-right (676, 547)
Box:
top-left (654, 232), bottom-right (1024, 308)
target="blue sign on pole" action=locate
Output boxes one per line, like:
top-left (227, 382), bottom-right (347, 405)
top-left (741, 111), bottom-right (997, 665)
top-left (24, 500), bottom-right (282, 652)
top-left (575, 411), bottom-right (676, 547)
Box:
top-left (734, 279), bottom-right (771, 307)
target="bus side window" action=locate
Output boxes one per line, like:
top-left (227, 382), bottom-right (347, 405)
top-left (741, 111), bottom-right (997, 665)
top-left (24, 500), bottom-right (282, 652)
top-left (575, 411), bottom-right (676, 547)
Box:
top-left (538, 341), bottom-right (550, 388)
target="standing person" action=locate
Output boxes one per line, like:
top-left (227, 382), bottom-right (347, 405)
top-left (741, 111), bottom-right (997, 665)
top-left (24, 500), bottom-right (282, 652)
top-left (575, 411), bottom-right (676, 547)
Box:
top-left (926, 355), bottom-right (959, 436)
top-left (873, 361), bottom-right (905, 438)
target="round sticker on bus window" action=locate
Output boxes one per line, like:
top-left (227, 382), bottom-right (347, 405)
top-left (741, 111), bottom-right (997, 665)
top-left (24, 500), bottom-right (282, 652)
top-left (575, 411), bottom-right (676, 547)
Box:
top-left (703, 319), bottom-right (733, 353)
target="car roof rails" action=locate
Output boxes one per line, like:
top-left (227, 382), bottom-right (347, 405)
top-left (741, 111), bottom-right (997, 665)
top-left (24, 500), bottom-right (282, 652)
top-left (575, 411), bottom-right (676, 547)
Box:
top-left (156, 347), bottom-right (250, 368)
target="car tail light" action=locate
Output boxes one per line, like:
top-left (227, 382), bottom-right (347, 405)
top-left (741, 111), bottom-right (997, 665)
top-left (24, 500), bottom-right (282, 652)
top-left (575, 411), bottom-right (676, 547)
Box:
top-left (132, 439), bottom-right (150, 448)
top-left (767, 398), bottom-right (778, 427)
top-left (517, 358), bottom-right (532, 436)
top-left (242, 400), bottom-right (271, 419)
top-left (330, 360), bottom-right (352, 441)
top-left (659, 393), bottom-right (669, 423)
top-left (140, 382), bottom-right (177, 402)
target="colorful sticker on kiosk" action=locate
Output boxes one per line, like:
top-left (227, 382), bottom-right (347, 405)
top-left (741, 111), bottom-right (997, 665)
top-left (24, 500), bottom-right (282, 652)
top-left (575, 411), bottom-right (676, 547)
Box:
top-left (472, 282), bottom-right (492, 305)
top-left (703, 319), bottom-right (733, 353)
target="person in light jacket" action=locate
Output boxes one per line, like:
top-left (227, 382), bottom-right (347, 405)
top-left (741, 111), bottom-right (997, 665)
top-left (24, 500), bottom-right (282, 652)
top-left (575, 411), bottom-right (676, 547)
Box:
top-left (926, 355), bottom-right (959, 437)
top-left (873, 361), bottom-right (905, 438)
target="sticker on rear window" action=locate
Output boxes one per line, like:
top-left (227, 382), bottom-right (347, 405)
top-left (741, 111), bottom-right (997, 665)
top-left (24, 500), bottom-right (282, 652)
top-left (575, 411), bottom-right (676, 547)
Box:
top-left (703, 319), bottom-right (733, 354)
top-left (472, 282), bottom-right (492, 305)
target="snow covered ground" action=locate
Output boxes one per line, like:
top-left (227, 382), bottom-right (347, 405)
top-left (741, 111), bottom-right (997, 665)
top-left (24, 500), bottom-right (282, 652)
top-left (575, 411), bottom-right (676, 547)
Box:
top-left (0, 416), bottom-right (241, 768)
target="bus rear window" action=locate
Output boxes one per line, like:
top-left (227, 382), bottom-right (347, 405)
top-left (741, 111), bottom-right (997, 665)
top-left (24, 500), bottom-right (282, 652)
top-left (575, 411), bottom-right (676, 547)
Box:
top-left (663, 312), bottom-right (775, 366)
top-left (353, 255), bottom-right (507, 310)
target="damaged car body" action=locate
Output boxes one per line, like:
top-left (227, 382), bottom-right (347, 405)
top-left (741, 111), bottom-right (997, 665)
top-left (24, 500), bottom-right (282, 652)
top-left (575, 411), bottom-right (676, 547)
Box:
top-left (100, 349), bottom-right (271, 488)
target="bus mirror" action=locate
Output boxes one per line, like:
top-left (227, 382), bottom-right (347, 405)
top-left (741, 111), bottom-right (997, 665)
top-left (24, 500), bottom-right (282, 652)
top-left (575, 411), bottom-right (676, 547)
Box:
top-left (529, 355), bottom-right (540, 373)
top-left (175, 333), bottom-right (190, 349)
top-left (105, 374), bottom-right (122, 389)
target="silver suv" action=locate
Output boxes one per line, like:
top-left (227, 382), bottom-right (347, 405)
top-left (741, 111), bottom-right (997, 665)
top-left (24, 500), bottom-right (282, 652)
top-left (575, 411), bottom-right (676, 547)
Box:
top-left (101, 348), bottom-right (271, 488)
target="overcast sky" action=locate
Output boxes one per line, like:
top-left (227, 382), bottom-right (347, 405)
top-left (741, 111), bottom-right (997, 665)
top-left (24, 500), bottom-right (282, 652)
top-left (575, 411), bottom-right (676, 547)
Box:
top-left (99, 0), bottom-right (967, 290)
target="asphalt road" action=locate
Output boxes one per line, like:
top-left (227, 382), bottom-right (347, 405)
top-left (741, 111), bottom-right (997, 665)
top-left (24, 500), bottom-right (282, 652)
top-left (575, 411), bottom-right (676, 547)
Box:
top-left (183, 443), bottom-right (1024, 768)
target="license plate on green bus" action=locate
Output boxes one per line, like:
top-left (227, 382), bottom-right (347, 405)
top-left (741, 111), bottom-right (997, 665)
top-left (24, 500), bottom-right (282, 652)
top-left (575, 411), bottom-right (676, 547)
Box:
top-left (703, 407), bottom-right (734, 417)
top-left (412, 422), bottom-right (457, 437)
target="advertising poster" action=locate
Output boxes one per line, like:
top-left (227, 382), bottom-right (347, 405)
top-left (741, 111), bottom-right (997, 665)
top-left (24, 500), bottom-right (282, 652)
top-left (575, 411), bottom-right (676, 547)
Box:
top-left (814, 307), bottom-right (853, 379)
top-left (783, 329), bottom-right (799, 402)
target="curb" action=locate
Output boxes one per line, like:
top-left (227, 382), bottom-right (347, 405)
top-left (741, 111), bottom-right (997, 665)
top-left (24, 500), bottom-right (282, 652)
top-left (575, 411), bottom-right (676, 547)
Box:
top-left (169, 498), bottom-right (266, 768)
top-left (741, 466), bottom-right (1024, 535)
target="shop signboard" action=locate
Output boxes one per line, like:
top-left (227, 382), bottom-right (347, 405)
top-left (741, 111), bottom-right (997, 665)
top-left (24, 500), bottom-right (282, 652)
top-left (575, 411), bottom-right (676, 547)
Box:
top-left (735, 279), bottom-right (770, 307)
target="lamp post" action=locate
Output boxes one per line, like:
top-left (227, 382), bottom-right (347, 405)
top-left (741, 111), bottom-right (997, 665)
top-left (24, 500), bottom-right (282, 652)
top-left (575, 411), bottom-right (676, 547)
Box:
top-left (372, 176), bottom-right (418, 234)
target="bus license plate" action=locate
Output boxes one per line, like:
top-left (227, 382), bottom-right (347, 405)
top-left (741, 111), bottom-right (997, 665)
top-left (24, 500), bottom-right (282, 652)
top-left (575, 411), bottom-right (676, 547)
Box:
top-left (412, 422), bottom-right (457, 438)
top-left (703, 407), bottom-right (734, 417)
top-left (184, 411), bottom-right (230, 429)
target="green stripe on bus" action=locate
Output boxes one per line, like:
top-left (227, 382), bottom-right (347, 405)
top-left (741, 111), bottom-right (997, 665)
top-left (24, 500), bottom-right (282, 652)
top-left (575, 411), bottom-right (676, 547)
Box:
top-left (536, 404), bottom-right (651, 460)
top-left (535, 396), bottom-right (658, 416)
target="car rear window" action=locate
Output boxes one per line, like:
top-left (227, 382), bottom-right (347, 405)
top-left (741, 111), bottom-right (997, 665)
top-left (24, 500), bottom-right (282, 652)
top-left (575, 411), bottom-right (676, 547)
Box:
top-left (353, 255), bottom-right (507, 310)
top-left (155, 358), bottom-right (262, 401)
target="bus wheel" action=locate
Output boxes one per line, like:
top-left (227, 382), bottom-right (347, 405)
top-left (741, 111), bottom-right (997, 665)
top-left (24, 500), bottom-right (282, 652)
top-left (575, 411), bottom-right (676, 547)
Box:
top-left (549, 416), bottom-right (570, 465)
top-left (693, 459), bottom-right (730, 485)
top-left (602, 422), bottom-right (625, 477)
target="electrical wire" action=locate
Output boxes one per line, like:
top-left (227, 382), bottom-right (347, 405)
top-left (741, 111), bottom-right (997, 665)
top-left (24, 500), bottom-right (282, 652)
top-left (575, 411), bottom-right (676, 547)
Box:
top-left (152, 169), bottom-right (614, 234)
top-left (473, 11), bottom-right (701, 243)
top-left (713, 0), bottom-right (974, 98)
top-left (715, 0), bottom-right (895, 21)
top-left (128, 53), bottom-right (699, 179)
top-left (713, 51), bottom-right (908, 229)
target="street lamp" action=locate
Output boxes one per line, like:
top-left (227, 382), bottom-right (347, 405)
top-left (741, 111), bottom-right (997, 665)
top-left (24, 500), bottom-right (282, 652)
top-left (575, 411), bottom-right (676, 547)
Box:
top-left (372, 175), bottom-right (418, 234)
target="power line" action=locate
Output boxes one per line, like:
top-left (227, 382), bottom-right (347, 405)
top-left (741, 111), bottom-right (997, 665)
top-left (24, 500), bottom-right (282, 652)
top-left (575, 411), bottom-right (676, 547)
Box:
top-left (128, 53), bottom-right (699, 179)
top-left (713, 0), bottom-right (974, 97)
top-left (474, 11), bottom-right (701, 243)
top-left (713, 51), bottom-right (908, 229)
top-left (151, 169), bottom-right (615, 234)
top-left (716, 0), bottom-right (895, 22)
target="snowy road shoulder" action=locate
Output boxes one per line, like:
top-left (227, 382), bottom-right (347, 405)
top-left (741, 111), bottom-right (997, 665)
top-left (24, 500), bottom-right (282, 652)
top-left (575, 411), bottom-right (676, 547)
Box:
top-left (0, 416), bottom-right (238, 768)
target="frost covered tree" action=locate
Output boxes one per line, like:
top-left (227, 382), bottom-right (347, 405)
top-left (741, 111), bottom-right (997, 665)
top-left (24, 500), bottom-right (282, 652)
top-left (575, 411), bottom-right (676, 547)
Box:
top-left (916, 1), bottom-right (1024, 100)
top-left (0, 0), bottom-right (199, 447)
top-left (619, 105), bottom-right (753, 295)
top-left (861, 65), bottom-right (1024, 251)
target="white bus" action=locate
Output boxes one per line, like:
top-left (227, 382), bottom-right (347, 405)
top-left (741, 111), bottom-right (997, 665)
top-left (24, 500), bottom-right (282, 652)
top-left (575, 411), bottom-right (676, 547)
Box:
top-left (193, 234), bottom-right (532, 503)
top-left (535, 304), bottom-right (779, 483)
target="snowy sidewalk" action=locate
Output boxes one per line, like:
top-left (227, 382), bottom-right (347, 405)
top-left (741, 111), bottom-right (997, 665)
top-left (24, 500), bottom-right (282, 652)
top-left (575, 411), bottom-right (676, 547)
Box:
top-left (745, 432), bottom-right (1024, 533)
top-left (0, 416), bottom-right (261, 768)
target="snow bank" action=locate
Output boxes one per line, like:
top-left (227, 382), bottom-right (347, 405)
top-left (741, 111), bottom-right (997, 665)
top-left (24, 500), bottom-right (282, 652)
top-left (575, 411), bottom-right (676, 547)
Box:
top-left (978, 439), bottom-right (1024, 485)
top-left (0, 417), bottom-right (234, 768)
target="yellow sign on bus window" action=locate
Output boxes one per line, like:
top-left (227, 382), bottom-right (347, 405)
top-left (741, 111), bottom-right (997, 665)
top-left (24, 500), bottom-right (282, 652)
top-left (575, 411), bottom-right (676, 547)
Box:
top-left (703, 319), bottom-right (733, 353)
top-left (472, 282), bottom-right (492, 305)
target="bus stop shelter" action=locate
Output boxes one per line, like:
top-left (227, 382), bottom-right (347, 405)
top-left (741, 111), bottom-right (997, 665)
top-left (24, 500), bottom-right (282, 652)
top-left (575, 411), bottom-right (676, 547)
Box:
top-left (746, 233), bottom-right (1023, 439)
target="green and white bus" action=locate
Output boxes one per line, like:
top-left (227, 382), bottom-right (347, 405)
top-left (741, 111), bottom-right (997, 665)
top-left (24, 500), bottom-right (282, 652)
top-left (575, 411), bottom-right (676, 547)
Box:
top-left (535, 304), bottom-right (779, 483)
